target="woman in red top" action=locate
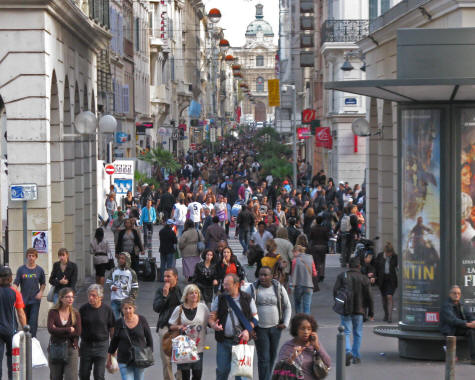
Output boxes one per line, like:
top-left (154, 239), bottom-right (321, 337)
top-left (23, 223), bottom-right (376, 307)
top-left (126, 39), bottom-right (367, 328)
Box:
top-left (215, 247), bottom-right (245, 289)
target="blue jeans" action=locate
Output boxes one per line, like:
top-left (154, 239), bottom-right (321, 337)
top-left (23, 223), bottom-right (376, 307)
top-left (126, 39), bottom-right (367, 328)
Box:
top-left (160, 252), bottom-right (175, 281)
top-left (216, 339), bottom-right (246, 380)
top-left (24, 302), bottom-right (40, 337)
top-left (118, 363), bottom-right (145, 380)
top-left (0, 332), bottom-right (13, 380)
top-left (111, 299), bottom-right (122, 320)
top-left (341, 314), bottom-right (364, 359)
top-left (177, 225), bottom-right (184, 236)
top-left (255, 327), bottom-right (282, 380)
top-left (238, 229), bottom-right (250, 252)
top-left (293, 286), bottom-right (312, 314)
top-left (53, 292), bottom-right (59, 305)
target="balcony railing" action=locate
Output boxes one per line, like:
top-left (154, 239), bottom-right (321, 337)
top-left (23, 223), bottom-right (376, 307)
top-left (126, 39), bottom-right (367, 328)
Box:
top-left (321, 19), bottom-right (369, 44)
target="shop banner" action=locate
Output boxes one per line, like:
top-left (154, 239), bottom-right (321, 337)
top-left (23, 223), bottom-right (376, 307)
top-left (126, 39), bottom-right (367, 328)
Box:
top-left (401, 109), bottom-right (441, 327)
top-left (315, 127), bottom-right (332, 149)
top-left (459, 109), bottom-right (475, 313)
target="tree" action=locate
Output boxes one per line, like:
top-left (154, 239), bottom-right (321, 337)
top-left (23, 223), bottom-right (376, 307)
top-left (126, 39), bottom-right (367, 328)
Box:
top-left (138, 146), bottom-right (180, 179)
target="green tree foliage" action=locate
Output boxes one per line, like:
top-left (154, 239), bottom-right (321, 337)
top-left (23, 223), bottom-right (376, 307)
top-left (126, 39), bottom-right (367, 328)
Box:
top-left (138, 146), bottom-right (181, 177)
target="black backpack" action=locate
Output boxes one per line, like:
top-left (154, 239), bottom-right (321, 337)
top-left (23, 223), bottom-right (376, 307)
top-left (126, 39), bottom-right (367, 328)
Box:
top-left (333, 272), bottom-right (353, 315)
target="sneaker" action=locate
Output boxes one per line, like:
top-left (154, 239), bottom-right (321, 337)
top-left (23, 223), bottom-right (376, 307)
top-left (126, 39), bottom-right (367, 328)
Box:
top-left (345, 352), bottom-right (353, 366)
top-left (352, 357), bottom-right (361, 364)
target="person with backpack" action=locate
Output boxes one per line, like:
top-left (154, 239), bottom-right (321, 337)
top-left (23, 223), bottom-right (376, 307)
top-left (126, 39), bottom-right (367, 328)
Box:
top-left (333, 257), bottom-right (374, 366)
top-left (339, 206), bottom-right (357, 268)
top-left (246, 266), bottom-right (291, 380)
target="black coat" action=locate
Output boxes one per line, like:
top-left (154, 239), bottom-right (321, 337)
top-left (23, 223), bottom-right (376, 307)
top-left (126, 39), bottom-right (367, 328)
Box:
top-left (49, 261), bottom-right (78, 293)
top-left (374, 253), bottom-right (398, 290)
top-left (159, 192), bottom-right (175, 213)
top-left (159, 225), bottom-right (177, 254)
top-left (440, 298), bottom-right (474, 335)
top-left (216, 256), bottom-right (245, 283)
top-left (153, 285), bottom-right (182, 329)
top-left (193, 262), bottom-right (216, 287)
top-left (333, 268), bottom-right (374, 317)
top-left (116, 229), bottom-right (143, 255)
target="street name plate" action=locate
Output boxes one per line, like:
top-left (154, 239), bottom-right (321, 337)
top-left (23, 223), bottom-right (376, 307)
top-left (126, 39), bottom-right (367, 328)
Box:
top-left (10, 184), bottom-right (38, 201)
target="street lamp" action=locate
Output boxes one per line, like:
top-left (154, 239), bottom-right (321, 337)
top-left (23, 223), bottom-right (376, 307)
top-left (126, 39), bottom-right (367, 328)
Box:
top-left (99, 114), bottom-right (117, 133)
top-left (74, 111), bottom-right (97, 134)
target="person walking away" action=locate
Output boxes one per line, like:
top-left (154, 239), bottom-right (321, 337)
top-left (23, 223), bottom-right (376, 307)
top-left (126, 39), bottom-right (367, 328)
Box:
top-left (153, 268), bottom-right (182, 380)
top-left (374, 242), bottom-right (398, 322)
top-left (169, 285), bottom-right (210, 380)
top-left (90, 228), bottom-right (112, 285)
top-left (13, 247), bottom-right (45, 338)
top-left (338, 207), bottom-right (352, 267)
top-left (246, 267), bottom-right (291, 380)
top-left (50, 248), bottom-right (78, 304)
top-left (209, 274), bottom-right (259, 380)
top-left (116, 219), bottom-right (144, 273)
top-left (106, 252), bottom-right (139, 320)
top-left (159, 219), bottom-right (178, 282)
top-left (173, 196), bottom-right (188, 236)
top-left (79, 284), bottom-right (115, 380)
top-left (160, 186), bottom-right (176, 222)
top-left (107, 298), bottom-right (153, 380)
top-left (111, 211), bottom-right (126, 246)
top-left (277, 314), bottom-right (331, 380)
top-left (308, 216), bottom-right (330, 283)
top-left (205, 216), bottom-right (228, 252)
top-left (0, 266), bottom-right (26, 380)
top-left (105, 193), bottom-right (117, 229)
top-left (139, 199), bottom-right (156, 251)
top-left (193, 250), bottom-right (218, 305)
top-left (440, 285), bottom-right (475, 364)
top-left (333, 256), bottom-right (374, 365)
top-left (274, 228), bottom-right (294, 286)
top-left (187, 196), bottom-right (203, 229)
top-left (179, 220), bottom-right (204, 282)
top-left (290, 246), bottom-right (316, 314)
top-left (215, 194), bottom-right (228, 229)
top-left (236, 205), bottom-right (254, 254)
top-left (47, 288), bottom-right (81, 380)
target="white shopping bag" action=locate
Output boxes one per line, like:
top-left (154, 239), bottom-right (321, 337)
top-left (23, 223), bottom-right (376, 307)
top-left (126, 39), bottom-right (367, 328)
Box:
top-left (230, 341), bottom-right (254, 379)
top-left (171, 335), bottom-right (200, 364)
top-left (106, 355), bottom-right (119, 374)
top-left (31, 338), bottom-right (48, 368)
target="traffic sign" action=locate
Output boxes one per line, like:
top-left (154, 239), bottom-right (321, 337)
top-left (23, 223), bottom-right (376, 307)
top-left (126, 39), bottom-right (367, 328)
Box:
top-left (105, 164), bottom-right (115, 175)
top-left (190, 143), bottom-right (197, 150)
top-left (10, 184), bottom-right (37, 201)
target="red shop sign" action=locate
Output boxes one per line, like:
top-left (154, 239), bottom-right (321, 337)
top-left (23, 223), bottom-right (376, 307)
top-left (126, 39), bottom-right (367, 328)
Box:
top-left (315, 127), bottom-right (333, 149)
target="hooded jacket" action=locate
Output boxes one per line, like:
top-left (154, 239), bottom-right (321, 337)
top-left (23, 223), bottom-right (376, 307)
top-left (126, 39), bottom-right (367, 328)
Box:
top-left (106, 252), bottom-right (139, 301)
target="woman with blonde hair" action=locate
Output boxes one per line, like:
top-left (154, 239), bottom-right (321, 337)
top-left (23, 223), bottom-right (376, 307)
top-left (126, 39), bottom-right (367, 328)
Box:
top-left (47, 287), bottom-right (81, 380)
top-left (375, 242), bottom-right (398, 323)
top-left (169, 284), bottom-right (210, 380)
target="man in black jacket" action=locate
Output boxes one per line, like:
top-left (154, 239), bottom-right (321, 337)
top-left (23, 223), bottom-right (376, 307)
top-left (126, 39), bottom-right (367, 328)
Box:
top-left (333, 257), bottom-right (374, 366)
top-left (159, 186), bottom-right (175, 222)
top-left (440, 285), bottom-right (475, 364)
top-left (158, 219), bottom-right (177, 282)
top-left (236, 204), bottom-right (255, 254)
top-left (153, 268), bottom-right (182, 380)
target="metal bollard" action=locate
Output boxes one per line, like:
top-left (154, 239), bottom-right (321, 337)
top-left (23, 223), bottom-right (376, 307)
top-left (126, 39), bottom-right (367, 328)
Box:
top-left (23, 325), bottom-right (32, 380)
top-left (336, 325), bottom-right (346, 380)
top-left (445, 336), bottom-right (456, 380)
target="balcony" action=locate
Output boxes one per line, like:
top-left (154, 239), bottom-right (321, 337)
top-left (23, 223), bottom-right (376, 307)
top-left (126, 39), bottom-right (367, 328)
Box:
top-left (321, 20), bottom-right (369, 44)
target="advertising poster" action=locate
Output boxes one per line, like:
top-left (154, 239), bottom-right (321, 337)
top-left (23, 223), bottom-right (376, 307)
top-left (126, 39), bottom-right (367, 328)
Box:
top-left (401, 109), bottom-right (441, 326)
top-left (459, 109), bottom-right (475, 313)
top-left (32, 231), bottom-right (48, 253)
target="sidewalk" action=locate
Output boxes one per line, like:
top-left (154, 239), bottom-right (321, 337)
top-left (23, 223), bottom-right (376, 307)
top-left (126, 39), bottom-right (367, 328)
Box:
top-left (20, 227), bottom-right (474, 379)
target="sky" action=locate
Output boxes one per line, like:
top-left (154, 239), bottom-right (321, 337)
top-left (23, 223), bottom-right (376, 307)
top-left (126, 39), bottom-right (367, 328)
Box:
top-left (203, 0), bottom-right (279, 47)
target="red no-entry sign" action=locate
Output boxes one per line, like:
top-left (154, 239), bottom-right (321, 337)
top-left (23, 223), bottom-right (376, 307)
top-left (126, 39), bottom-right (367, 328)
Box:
top-left (105, 164), bottom-right (115, 175)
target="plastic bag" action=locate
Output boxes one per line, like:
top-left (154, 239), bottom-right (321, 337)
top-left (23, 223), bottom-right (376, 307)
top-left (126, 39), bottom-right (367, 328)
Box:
top-left (32, 338), bottom-right (48, 368)
top-left (230, 341), bottom-right (254, 379)
top-left (46, 286), bottom-right (55, 303)
top-left (171, 335), bottom-right (200, 364)
top-left (106, 355), bottom-right (119, 374)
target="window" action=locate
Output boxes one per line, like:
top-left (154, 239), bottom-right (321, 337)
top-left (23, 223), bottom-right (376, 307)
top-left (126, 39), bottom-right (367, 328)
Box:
top-left (122, 85), bottom-right (129, 114)
top-left (256, 77), bottom-right (264, 92)
top-left (256, 55), bottom-right (264, 66)
top-left (135, 18), bottom-right (140, 51)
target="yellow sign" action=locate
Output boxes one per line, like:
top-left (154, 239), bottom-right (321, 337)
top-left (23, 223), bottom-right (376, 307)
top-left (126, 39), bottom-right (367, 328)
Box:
top-left (268, 79), bottom-right (280, 107)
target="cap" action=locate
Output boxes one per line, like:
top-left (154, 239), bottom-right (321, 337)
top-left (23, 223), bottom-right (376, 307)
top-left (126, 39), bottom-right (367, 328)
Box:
top-left (166, 219), bottom-right (175, 225)
top-left (0, 266), bottom-right (12, 278)
top-left (283, 180), bottom-right (289, 185)
top-left (339, 181), bottom-right (344, 185)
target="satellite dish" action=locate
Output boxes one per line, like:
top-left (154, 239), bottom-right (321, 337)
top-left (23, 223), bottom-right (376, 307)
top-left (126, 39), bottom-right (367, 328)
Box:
top-left (352, 118), bottom-right (370, 136)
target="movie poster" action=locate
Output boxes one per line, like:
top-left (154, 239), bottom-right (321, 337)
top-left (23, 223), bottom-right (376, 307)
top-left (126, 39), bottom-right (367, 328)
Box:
top-left (401, 109), bottom-right (441, 327)
top-left (459, 109), bottom-right (475, 313)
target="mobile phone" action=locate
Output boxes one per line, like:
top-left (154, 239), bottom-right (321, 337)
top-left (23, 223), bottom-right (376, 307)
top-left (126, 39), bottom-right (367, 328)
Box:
top-left (310, 334), bottom-right (316, 342)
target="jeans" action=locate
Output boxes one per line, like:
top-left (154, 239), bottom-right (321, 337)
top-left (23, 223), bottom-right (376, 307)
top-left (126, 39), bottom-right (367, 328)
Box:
top-left (293, 286), bottom-right (313, 314)
top-left (111, 299), bottom-right (122, 320)
top-left (216, 339), bottom-right (246, 380)
top-left (341, 314), bottom-right (364, 359)
top-left (160, 252), bottom-right (176, 281)
top-left (0, 332), bottom-right (13, 380)
top-left (24, 302), bottom-right (40, 337)
top-left (194, 222), bottom-right (201, 230)
top-left (79, 341), bottom-right (108, 380)
top-left (118, 363), bottom-right (145, 380)
top-left (53, 292), bottom-right (59, 305)
top-left (238, 229), bottom-right (251, 253)
top-left (177, 225), bottom-right (184, 236)
top-left (143, 222), bottom-right (153, 249)
top-left (255, 327), bottom-right (282, 380)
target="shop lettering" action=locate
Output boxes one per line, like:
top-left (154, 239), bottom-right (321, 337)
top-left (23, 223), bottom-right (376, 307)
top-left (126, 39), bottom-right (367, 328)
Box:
top-left (403, 263), bottom-right (435, 280)
top-left (464, 274), bottom-right (475, 286)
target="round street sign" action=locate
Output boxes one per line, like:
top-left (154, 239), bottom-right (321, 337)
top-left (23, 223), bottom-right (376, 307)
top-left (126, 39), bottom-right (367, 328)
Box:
top-left (105, 164), bottom-right (115, 175)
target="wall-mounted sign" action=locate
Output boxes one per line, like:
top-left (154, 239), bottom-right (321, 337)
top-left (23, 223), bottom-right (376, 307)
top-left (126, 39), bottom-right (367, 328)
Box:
top-left (10, 184), bottom-right (38, 201)
top-left (32, 231), bottom-right (48, 253)
top-left (297, 127), bottom-right (311, 139)
top-left (315, 127), bottom-right (333, 149)
top-left (345, 97), bottom-right (358, 105)
top-left (302, 109), bottom-right (316, 124)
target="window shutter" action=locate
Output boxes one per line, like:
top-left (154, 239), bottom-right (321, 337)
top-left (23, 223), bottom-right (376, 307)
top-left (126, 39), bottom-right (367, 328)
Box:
top-left (118, 15), bottom-right (123, 56)
top-left (123, 85), bottom-right (129, 114)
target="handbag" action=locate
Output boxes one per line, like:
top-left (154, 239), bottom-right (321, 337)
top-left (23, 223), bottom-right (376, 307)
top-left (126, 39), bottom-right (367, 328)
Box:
top-left (227, 300), bottom-right (243, 345)
top-left (122, 319), bottom-right (154, 368)
top-left (272, 360), bottom-right (304, 380)
top-left (196, 230), bottom-right (205, 253)
top-left (312, 351), bottom-right (329, 379)
top-left (162, 307), bottom-right (182, 357)
top-left (230, 340), bottom-right (254, 378)
top-left (47, 286), bottom-right (55, 303)
top-left (48, 340), bottom-right (69, 364)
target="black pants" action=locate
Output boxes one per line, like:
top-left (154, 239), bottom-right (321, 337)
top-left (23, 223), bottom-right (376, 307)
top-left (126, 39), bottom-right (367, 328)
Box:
top-left (179, 352), bottom-right (203, 380)
top-left (79, 340), bottom-right (108, 380)
top-left (0, 333), bottom-right (13, 380)
top-left (455, 327), bottom-right (475, 359)
top-left (143, 222), bottom-right (154, 249)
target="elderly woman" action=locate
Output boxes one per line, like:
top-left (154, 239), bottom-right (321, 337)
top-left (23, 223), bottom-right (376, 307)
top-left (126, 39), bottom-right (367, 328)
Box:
top-left (179, 219), bottom-right (204, 281)
top-left (79, 284), bottom-right (115, 380)
top-left (108, 298), bottom-right (153, 380)
top-left (49, 248), bottom-right (78, 304)
top-left (47, 287), bottom-right (82, 380)
top-left (169, 285), bottom-right (210, 380)
top-left (278, 314), bottom-right (331, 380)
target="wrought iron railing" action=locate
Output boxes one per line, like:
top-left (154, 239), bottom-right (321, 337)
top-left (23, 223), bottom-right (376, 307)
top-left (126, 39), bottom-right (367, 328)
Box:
top-left (321, 19), bottom-right (369, 44)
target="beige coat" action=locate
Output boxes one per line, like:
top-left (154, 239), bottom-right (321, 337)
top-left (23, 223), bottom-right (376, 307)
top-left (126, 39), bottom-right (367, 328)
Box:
top-left (178, 228), bottom-right (204, 258)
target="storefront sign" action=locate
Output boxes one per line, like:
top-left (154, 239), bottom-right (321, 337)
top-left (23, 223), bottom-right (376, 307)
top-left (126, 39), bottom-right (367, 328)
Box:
top-left (401, 109), bottom-right (441, 327)
top-left (268, 79), bottom-right (280, 107)
top-left (315, 127), bottom-right (332, 149)
top-left (302, 109), bottom-right (316, 124)
top-left (345, 98), bottom-right (358, 105)
top-left (297, 127), bottom-right (311, 139)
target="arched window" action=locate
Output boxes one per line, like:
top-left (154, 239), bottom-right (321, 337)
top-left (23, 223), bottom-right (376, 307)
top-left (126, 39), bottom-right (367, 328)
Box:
top-left (256, 55), bottom-right (264, 66)
top-left (256, 77), bottom-right (265, 92)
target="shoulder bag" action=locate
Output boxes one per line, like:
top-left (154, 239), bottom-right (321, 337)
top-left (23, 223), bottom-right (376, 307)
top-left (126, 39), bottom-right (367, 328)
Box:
top-left (301, 257), bottom-right (320, 293)
top-left (122, 318), bottom-right (154, 368)
top-left (312, 350), bottom-right (329, 379)
top-left (196, 230), bottom-right (205, 253)
top-left (161, 306), bottom-right (182, 357)
top-left (48, 340), bottom-right (69, 364)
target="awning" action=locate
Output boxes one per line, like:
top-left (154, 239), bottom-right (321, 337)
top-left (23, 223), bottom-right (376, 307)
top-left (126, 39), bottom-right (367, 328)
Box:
top-left (325, 78), bottom-right (475, 102)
